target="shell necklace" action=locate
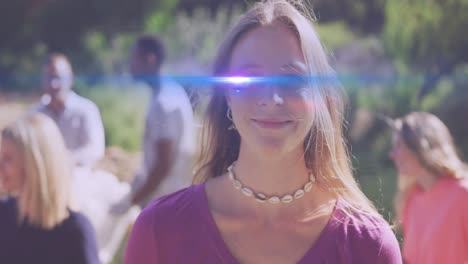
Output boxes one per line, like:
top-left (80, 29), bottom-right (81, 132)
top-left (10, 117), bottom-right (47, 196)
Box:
top-left (227, 162), bottom-right (316, 204)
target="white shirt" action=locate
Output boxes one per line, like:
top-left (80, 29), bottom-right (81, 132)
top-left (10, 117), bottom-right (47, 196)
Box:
top-left (133, 81), bottom-right (195, 206)
top-left (31, 91), bottom-right (105, 167)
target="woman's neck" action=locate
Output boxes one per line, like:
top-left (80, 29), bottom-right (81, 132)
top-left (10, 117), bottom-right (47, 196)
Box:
top-left (210, 143), bottom-right (336, 221)
top-left (234, 146), bottom-right (310, 197)
top-left (234, 155), bottom-right (309, 196)
top-left (415, 167), bottom-right (439, 191)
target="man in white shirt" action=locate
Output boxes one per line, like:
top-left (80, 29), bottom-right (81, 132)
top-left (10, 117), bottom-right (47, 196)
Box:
top-left (111, 35), bottom-right (195, 213)
top-left (31, 53), bottom-right (105, 168)
top-left (31, 54), bottom-right (135, 263)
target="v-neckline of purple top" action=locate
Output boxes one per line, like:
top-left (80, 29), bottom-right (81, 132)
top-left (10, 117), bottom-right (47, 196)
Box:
top-left (197, 182), bottom-right (343, 264)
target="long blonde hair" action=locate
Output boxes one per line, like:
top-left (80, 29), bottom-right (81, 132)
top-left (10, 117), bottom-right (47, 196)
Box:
top-left (2, 113), bottom-right (72, 229)
top-left (194, 0), bottom-right (378, 215)
top-left (393, 112), bottom-right (467, 222)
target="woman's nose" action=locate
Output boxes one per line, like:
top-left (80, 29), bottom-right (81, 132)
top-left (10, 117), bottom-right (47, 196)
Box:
top-left (257, 86), bottom-right (284, 106)
top-left (272, 92), bottom-right (284, 105)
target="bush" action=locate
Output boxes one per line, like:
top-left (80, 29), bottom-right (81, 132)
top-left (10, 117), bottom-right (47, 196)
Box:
top-left (76, 83), bottom-right (149, 151)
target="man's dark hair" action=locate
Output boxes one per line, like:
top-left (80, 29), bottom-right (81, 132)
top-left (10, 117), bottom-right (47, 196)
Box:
top-left (135, 34), bottom-right (166, 68)
top-left (44, 52), bottom-right (72, 69)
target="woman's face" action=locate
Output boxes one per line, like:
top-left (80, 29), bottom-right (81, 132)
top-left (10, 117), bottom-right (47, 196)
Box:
top-left (226, 22), bottom-right (315, 155)
top-left (0, 137), bottom-right (25, 193)
top-left (389, 133), bottom-right (421, 177)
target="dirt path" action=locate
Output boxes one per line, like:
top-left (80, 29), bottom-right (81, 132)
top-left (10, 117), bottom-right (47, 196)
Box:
top-left (0, 102), bottom-right (27, 129)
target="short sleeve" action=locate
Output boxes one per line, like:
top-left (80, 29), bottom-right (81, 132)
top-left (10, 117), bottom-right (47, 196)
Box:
top-left (371, 226), bottom-right (402, 264)
top-left (125, 208), bottom-right (159, 264)
top-left (157, 108), bottom-right (183, 142)
top-left (349, 215), bottom-right (403, 264)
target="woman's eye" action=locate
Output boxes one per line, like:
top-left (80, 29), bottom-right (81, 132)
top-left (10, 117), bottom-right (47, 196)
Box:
top-left (229, 81), bottom-right (259, 94)
top-left (230, 83), bottom-right (249, 93)
top-left (226, 75), bottom-right (309, 96)
top-left (280, 76), bottom-right (308, 93)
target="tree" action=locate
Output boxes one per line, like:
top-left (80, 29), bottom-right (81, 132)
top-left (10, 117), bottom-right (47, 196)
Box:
top-left (0, 0), bottom-right (180, 90)
top-left (384, 0), bottom-right (468, 100)
top-left (309, 0), bottom-right (386, 34)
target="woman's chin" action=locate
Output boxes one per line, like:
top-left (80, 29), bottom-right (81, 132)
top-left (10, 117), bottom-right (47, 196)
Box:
top-left (251, 137), bottom-right (299, 155)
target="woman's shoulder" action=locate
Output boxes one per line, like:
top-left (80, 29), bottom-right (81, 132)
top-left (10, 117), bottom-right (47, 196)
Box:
top-left (454, 177), bottom-right (468, 194)
top-left (54, 210), bottom-right (96, 241)
top-left (0, 197), bottom-right (17, 219)
top-left (453, 178), bottom-right (468, 208)
top-left (331, 199), bottom-right (402, 263)
top-left (125, 184), bottom-right (207, 262)
top-left (0, 197), bottom-right (15, 210)
top-left (66, 210), bottom-right (94, 229)
top-left (436, 177), bottom-right (468, 205)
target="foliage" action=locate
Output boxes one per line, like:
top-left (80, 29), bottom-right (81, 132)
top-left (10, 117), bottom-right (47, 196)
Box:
top-left (309, 0), bottom-right (386, 33)
top-left (82, 32), bottom-right (136, 77)
top-left (76, 82), bottom-right (149, 151)
top-left (384, 0), bottom-right (468, 98)
top-left (158, 6), bottom-right (244, 74)
top-left (0, 0), bottom-right (180, 90)
top-left (315, 21), bottom-right (356, 51)
top-left (384, 0), bottom-right (468, 68)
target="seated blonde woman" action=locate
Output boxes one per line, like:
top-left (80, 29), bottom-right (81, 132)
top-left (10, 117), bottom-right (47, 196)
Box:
top-left (0, 113), bottom-right (100, 264)
top-left (389, 112), bottom-right (468, 264)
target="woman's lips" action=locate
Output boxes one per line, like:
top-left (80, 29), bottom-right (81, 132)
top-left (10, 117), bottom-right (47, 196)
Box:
top-left (251, 119), bottom-right (293, 129)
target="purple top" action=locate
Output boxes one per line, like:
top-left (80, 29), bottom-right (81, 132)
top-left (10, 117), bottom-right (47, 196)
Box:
top-left (125, 183), bottom-right (402, 264)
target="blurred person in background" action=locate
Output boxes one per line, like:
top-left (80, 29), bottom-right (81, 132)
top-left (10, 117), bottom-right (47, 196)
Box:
top-left (389, 111), bottom-right (468, 264)
top-left (0, 113), bottom-right (100, 264)
top-left (31, 52), bottom-right (105, 168)
top-left (124, 1), bottom-right (402, 263)
top-left (29, 53), bottom-right (138, 263)
top-left (110, 34), bottom-right (195, 214)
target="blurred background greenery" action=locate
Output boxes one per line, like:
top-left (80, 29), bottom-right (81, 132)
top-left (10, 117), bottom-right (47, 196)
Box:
top-left (1, 0), bottom-right (467, 262)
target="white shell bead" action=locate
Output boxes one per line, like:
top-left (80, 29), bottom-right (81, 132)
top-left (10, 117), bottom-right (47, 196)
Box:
top-left (294, 189), bottom-right (305, 199)
top-left (268, 196), bottom-right (280, 204)
top-left (255, 193), bottom-right (267, 203)
top-left (309, 174), bottom-right (316, 182)
top-left (281, 195), bottom-right (294, 203)
top-left (241, 187), bottom-right (253, 197)
top-left (233, 180), bottom-right (242, 189)
top-left (227, 162), bottom-right (315, 205)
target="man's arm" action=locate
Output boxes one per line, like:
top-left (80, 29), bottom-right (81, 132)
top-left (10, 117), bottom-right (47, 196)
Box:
top-left (131, 139), bottom-right (175, 206)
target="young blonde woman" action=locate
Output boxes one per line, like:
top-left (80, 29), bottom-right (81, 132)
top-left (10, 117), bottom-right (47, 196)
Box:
top-left (389, 112), bottom-right (468, 264)
top-left (125, 1), bottom-right (401, 263)
top-left (0, 113), bottom-right (100, 264)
